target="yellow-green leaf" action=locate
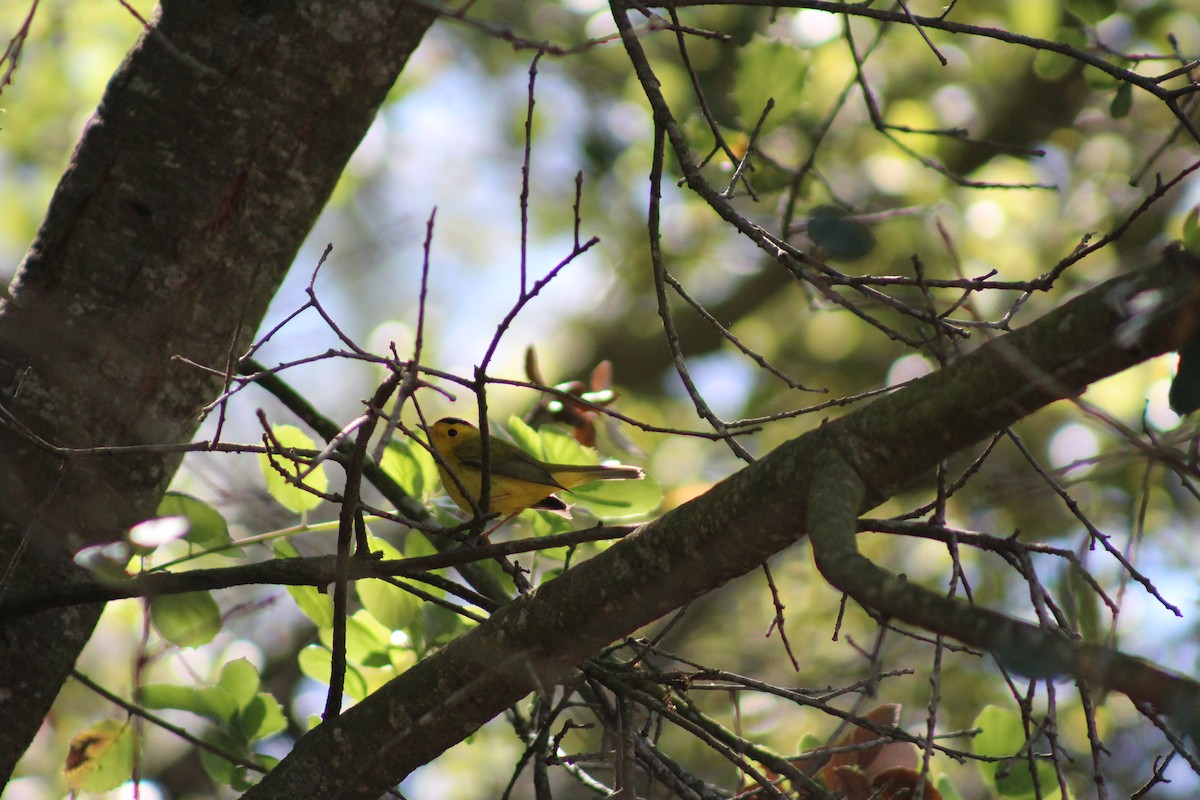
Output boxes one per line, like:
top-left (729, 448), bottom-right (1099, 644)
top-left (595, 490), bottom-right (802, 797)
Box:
top-left (259, 424), bottom-right (328, 514)
top-left (64, 719), bottom-right (138, 792)
top-left (298, 644), bottom-right (369, 700)
top-left (972, 705), bottom-right (1060, 800)
top-left (218, 657), bottom-right (261, 709)
top-left (571, 472), bottom-right (661, 520)
top-left (239, 692), bottom-right (287, 741)
top-left (150, 591), bottom-right (221, 648)
top-left (140, 682), bottom-right (236, 723)
top-left (381, 437), bottom-right (438, 500)
top-left (1182, 207), bottom-right (1200, 256)
top-left (355, 538), bottom-right (421, 632)
top-left (275, 540), bottom-right (335, 628)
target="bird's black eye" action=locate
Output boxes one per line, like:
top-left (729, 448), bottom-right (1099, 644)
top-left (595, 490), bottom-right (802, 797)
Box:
top-left (448, 428), bottom-right (458, 437)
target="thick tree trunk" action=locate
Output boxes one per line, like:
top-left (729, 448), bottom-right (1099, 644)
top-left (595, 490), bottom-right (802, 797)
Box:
top-left (0, 0), bottom-right (433, 778)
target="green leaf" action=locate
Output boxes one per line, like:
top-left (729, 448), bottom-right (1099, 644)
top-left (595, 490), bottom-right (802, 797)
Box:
top-left (936, 773), bottom-right (967, 800)
top-left (238, 693), bottom-right (287, 741)
top-left (254, 753), bottom-right (281, 772)
top-left (381, 437), bottom-right (438, 500)
top-left (1182, 207), bottom-right (1200, 257)
top-left (1109, 82), bottom-right (1132, 119)
top-left (218, 658), bottom-right (261, 709)
top-left (297, 644), bottom-right (370, 701)
top-left (259, 424), bottom-right (328, 514)
top-left (230, 766), bottom-right (263, 792)
top-left (570, 472), bottom-right (662, 520)
top-left (389, 646), bottom-right (419, 673)
top-left (355, 538), bottom-right (422, 632)
top-left (1066, 0), bottom-right (1116, 24)
top-left (199, 730), bottom-right (244, 787)
top-left (140, 683), bottom-right (201, 714)
top-left (65, 719), bottom-right (139, 793)
top-left (528, 511), bottom-right (576, 538)
top-left (531, 422), bottom-right (591, 465)
top-left (156, 492), bottom-right (232, 550)
top-left (797, 732), bottom-right (823, 753)
top-left (275, 540), bottom-right (335, 628)
top-left (150, 591), bottom-right (221, 648)
top-left (973, 705), bottom-right (1023, 761)
top-left (734, 35), bottom-right (809, 133)
top-left (972, 705), bottom-right (1060, 800)
top-left (297, 644), bottom-right (332, 684)
top-left (996, 762), bottom-right (1061, 800)
top-left (506, 416), bottom-right (590, 467)
top-left (343, 610), bottom-right (397, 665)
top-left (504, 415), bottom-right (545, 457)
top-left (402, 529), bottom-right (438, 558)
top-left (507, 415), bottom-right (603, 467)
top-left (141, 683), bottom-right (237, 723)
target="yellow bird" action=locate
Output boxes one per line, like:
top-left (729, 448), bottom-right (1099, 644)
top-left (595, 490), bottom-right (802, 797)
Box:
top-left (425, 417), bottom-right (643, 529)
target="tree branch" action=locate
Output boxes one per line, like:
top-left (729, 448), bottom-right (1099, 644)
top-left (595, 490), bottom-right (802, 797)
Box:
top-left (0, 526), bottom-right (632, 619)
top-left (0, 1), bottom-right (436, 772)
top-left (241, 249), bottom-right (1200, 798)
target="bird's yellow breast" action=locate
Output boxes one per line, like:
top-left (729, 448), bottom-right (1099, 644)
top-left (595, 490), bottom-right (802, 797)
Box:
top-left (434, 461), bottom-right (561, 516)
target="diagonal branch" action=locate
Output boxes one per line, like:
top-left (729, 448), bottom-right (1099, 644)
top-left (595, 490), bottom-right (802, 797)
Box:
top-left (240, 245), bottom-right (1200, 798)
top-left (807, 445), bottom-right (1200, 744)
top-left (0, 526), bottom-right (632, 619)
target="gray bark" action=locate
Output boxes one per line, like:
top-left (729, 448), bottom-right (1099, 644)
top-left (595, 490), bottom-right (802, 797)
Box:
top-left (0, 0), bottom-right (433, 778)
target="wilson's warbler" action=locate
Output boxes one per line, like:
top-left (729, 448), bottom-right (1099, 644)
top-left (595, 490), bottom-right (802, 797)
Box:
top-left (426, 417), bottom-right (644, 527)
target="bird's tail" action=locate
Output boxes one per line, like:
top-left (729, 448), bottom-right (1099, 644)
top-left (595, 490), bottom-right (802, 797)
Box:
top-left (550, 463), bottom-right (644, 489)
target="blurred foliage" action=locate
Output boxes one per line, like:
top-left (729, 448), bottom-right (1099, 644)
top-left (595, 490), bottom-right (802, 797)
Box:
top-left (6, 0), bottom-right (1200, 798)
top-left (0, 0), bottom-right (155, 273)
